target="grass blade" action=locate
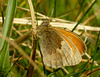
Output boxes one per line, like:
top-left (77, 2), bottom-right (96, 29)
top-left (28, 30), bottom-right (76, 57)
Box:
top-left (0, 0), bottom-right (17, 76)
top-left (71, 0), bottom-right (97, 32)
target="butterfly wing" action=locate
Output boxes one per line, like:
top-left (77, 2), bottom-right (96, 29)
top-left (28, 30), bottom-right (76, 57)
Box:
top-left (38, 27), bottom-right (65, 68)
top-left (54, 28), bottom-right (86, 55)
top-left (37, 26), bottom-right (86, 68)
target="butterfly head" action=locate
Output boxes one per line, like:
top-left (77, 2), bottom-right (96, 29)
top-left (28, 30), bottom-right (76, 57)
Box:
top-left (40, 20), bottom-right (51, 27)
top-left (37, 20), bottom-right (51, 37)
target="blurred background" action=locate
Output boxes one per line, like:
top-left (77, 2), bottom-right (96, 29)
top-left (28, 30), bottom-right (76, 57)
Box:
top-left (0, 0), bottom-right (100, 77)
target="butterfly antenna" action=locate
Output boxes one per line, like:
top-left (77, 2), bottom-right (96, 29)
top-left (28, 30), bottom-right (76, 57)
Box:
top-left (49, 8), bottom-right (54, 22)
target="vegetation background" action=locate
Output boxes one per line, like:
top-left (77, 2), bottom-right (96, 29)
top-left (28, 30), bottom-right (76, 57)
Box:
top-left (0, 0), bottom-right (100, 77)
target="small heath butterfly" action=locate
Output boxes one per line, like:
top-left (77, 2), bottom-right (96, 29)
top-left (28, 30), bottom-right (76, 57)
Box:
top-left (37, 20), bottom-right (86, 68)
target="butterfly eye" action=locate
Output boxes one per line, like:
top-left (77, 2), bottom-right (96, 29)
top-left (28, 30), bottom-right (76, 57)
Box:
top-left (41, 22), bottom-right (48, 26)
top-left (41, 20), bottom-right (50, 27)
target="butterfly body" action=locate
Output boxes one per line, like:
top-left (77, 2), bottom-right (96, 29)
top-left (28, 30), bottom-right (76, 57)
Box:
top-left (37, 20), bottom-right (86, 68)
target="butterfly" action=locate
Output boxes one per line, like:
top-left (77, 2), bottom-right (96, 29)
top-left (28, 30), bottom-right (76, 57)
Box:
top-left (36, 20), bottom-right (86, 69)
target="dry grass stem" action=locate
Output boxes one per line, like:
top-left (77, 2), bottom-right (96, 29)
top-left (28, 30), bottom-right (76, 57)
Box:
top-left (0, 17), bottom-right (100, 31)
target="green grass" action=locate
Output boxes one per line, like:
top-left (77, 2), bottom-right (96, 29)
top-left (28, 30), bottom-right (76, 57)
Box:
top-left (0, 0), bottom-right (17, 76)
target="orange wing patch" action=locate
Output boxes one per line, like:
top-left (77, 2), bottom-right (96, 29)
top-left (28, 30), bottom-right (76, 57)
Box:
top-left (53, 28), bottom-right (86, 55)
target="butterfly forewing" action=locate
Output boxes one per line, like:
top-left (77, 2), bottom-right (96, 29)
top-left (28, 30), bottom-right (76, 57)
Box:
top-left (53, 28), bottom-right (86, 55)
top-left (37, 20), bottom-right (86, 68)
